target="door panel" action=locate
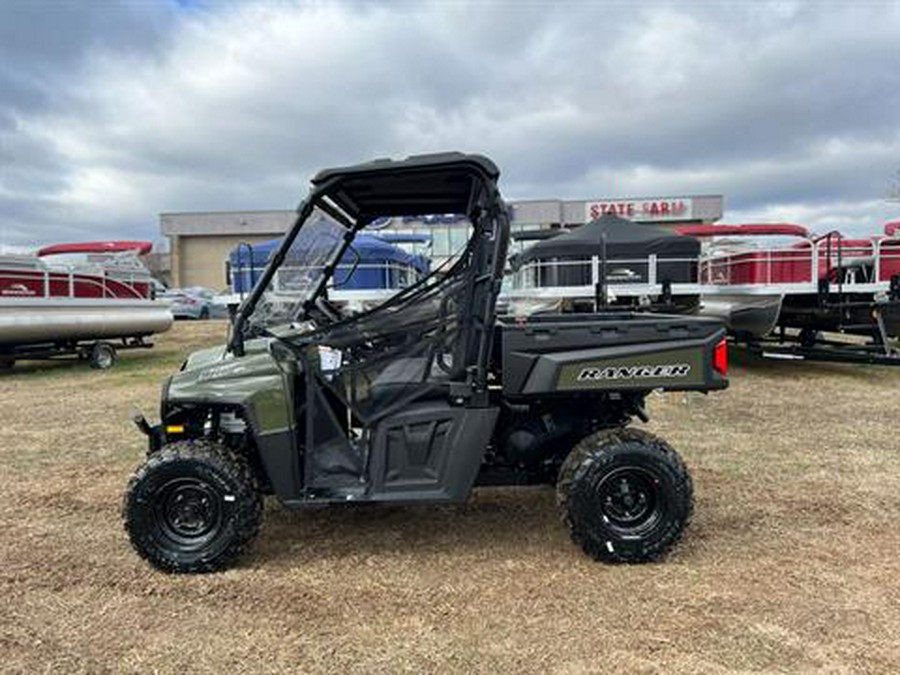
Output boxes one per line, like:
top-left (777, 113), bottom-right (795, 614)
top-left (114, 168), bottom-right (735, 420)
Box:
top-left (369, 402), bottom-right (498, 502)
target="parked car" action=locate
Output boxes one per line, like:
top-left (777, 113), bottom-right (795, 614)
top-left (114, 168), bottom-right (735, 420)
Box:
top-left (159, 288), bottom-right (215, 320)
top-left (185, 287), bottom-right (231, 318)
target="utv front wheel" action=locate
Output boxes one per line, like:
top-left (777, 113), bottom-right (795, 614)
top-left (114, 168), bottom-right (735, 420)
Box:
top-left (123, 440), bottom-right (262, 573)
top-left (557, 427), bottom-right (693, 563)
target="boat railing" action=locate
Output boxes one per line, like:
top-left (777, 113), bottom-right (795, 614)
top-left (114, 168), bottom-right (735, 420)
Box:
top-left (700, 240), bottom-right (817, 286)
top-left (0, 266), bottom-right (152, 300)
top-left (502, 239), bottom-right (900, 301)
top-left (235, 261), bottom-right (429, 295)
top-left (872, 236), bottom-right (900, 284)
top-left (505, 255), bottom-right (702, 300)
top-left (703, 236), bottom-right (900, 290)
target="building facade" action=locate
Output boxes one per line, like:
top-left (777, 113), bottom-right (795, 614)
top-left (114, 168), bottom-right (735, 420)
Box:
top-left (160, 195), bottom-right (723, 289)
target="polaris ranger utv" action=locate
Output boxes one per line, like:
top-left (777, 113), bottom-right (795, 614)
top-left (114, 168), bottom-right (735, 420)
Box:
top-left (124, 153), bottom-right (728, 573)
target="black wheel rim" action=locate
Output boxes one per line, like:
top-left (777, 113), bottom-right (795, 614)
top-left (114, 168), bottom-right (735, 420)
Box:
top-left (595, 467), bottom-right (663, 534)
top-left (152, 477), bottom-right (224, 550)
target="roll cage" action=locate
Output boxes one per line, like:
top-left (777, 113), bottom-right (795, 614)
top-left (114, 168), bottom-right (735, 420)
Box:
top-left (229, 152), bottom-right (510, 393)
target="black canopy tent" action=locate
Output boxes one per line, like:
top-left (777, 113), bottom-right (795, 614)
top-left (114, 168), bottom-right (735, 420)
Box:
top-left (513, 213), bottom-right (700, 287)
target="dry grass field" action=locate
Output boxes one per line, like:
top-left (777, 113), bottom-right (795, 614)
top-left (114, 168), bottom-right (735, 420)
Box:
top-left (1, 322), bottom-right (899, 674)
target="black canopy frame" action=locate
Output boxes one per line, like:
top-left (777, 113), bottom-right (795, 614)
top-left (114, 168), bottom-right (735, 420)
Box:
top-left (229, 152), bottom-right (509, 394)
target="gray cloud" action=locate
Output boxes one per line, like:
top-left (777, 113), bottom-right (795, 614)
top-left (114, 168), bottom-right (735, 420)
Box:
top-left (0, 1), bottom-right (177, 112)
top-left (1, 0), bottom-right (899, 249)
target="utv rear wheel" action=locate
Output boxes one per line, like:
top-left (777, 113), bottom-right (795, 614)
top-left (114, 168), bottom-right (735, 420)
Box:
top-left (123, 440), bottom-right (262, 573)
top-left (557, 427), bottom-right (693, 563)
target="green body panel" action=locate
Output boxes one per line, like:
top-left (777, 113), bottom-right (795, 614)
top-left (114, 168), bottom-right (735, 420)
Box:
top-left (556, 346), bottom-right (707, 391)
top-left (181, 345), bottom-right (227, 370)
top-left (168, 340), bottom-right (293, 433)
top-left (181, 338), bottom-right (269, 371)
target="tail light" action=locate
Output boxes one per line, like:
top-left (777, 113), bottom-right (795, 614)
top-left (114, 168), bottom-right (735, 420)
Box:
top-left (713, 338), bottom-right (728, 376)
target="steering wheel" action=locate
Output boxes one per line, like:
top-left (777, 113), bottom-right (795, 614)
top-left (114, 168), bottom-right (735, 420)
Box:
top-left (314, 295), bottom-right (343, 323)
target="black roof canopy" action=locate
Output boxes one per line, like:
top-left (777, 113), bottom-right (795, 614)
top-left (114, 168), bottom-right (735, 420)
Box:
top-left (310, 152), bottom-right (501, 223)
top-left (516, 213), bottom-right (699, 264)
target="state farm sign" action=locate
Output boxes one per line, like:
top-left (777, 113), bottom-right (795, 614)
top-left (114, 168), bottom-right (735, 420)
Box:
top-left (586, 198), bottom-right (693, 222)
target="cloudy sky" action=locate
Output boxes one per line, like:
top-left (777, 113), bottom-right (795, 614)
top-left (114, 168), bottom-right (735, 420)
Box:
top-left (1, 0), bottom-right (899, 250)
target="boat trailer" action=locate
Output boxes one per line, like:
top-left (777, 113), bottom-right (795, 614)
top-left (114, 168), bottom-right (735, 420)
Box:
top-left (0, 336), bottom-right (155, 371)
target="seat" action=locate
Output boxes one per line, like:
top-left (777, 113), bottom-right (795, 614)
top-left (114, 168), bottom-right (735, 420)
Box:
top-left (365, 356), bottom-right (449, 413)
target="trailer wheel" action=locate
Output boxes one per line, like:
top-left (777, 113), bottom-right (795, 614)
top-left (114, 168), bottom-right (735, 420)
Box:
top-left (123, 440), bottom-right (262, 573)
top-left (556, 427), bottom-right (693, 563)
top-left (89, 342), bottom-right (116, 369)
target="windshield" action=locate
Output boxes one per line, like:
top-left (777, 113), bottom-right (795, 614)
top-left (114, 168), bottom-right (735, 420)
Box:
top-left (241, 203), bottom-right (479, 340)
top-left (245, 209), bottom-right (347, 333)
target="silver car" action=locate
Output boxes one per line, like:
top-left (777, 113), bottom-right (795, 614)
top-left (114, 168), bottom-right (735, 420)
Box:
top-left (159, 288), bottom-right (213, 320)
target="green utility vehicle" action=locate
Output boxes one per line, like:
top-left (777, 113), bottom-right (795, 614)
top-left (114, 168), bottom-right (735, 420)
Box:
top-left (125, 153), bottom-right (728, 573)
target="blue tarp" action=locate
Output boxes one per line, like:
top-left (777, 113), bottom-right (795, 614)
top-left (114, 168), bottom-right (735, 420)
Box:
top-left (229, 234), bottom-right (431, 293)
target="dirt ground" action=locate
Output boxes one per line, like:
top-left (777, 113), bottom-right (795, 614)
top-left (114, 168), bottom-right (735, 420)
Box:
top-left (1, 321), bottom-right (898, 674)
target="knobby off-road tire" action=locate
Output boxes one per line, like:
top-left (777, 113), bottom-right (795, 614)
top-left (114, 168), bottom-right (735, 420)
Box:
top-left (556, 427), bottom-right (693, 564)
top-left (123, 440), bottom-right (263, 573)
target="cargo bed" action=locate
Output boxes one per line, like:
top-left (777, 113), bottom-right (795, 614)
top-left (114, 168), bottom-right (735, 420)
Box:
top-left (498, 312), bottom-right (728, 397)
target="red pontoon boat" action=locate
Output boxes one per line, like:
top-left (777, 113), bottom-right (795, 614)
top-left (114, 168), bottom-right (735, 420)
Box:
top-left (685, 222), bottom-right (900, 359)
top-left (0, 241), bottom-right (173, 369)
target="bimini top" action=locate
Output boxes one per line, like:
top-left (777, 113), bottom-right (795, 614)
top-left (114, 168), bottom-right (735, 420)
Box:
top-left (37, 240), bottom-right (153, 257)
top-left (675, 223), bottom-right (809, 238)
top-left (230, 234), bottom-right (430, 273)
top-left (515, 213), bottom-right (699, 267)
top-left (309, 152), bottom-right (500, 222)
